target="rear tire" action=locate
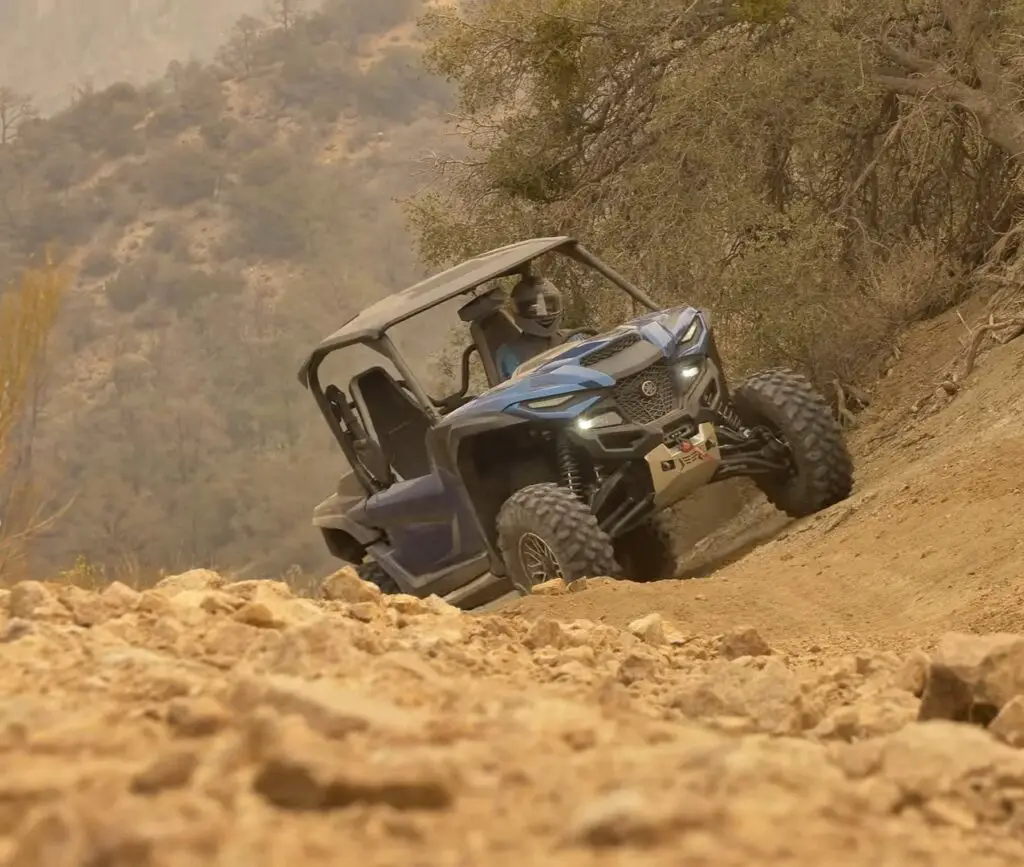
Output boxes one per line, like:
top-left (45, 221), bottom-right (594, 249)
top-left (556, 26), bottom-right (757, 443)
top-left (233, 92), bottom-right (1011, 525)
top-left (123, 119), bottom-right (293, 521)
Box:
top-left (732, 369), bottom-right (853, 518)
top-left (496, 483), bottom-right (621, 594)
top-left (614, 515), bottom-right (677, 581)
top-left (355, 559), bottom-right (401, 595)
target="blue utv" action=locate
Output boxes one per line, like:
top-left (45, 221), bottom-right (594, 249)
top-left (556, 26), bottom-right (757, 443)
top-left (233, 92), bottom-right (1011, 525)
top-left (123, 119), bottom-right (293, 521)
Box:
top-left (298, 237), bottom-right (853, 609)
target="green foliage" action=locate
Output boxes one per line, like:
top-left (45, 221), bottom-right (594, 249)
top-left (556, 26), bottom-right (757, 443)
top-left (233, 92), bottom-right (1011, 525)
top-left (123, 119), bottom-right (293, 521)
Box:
top-left (316, 0), bottom-right (419, 42)
top-left (140, 143), bottom-right (222, 208)
top-left (153, 264), bottom-right (246, 314)
top-left (0, 0), bottom-right (459, 580)
top-left (411, 0), bottom-right (1024, 384)
top-left (267, 32), bottom-right (357, 114)
top-left (80, 249), bottom-right (118, 278)
top-left (17, 195), bottom-right (105, 251)
top-left (39, 140), bottom-right (96, 190)
top-left (175, 64), bottom-right (228, 127)
top-left (145, 104), bottom-right (190, 139)
top-left (148, 222), bottom-right (192, 259)
top-left (199, 116), bottom-right (239, 150)
top-left (104, 258), bottom-right (156, 313)
top-left (357, 47), bottom-right (452, 122)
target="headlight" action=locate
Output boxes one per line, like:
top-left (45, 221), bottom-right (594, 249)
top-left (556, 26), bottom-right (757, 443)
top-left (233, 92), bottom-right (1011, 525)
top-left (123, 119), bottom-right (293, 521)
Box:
top-left (576, 410), bottom-right (623, 431)
top-left (676, 362), bottom-right (702, 380)
top-left (679, 318), bottom-right (700, 344)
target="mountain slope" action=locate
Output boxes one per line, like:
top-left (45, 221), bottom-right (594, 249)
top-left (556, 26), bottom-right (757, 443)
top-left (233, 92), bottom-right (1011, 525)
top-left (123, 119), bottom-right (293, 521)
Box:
top-left (0, 0), bottom-right (452, 579)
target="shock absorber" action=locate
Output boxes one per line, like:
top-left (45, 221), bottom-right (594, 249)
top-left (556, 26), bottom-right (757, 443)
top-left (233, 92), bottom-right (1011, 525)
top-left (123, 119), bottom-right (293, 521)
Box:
top-left (720, 403), bottom-right (747, 434)
top-left (557, 433), bottom-right (584, 499)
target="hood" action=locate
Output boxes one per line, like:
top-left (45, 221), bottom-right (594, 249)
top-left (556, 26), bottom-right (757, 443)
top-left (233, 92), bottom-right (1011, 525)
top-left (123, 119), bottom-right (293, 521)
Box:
top-left (509, 305), bottom-right (703, 380)
top-left (440, 306), bottom-right (705, 422)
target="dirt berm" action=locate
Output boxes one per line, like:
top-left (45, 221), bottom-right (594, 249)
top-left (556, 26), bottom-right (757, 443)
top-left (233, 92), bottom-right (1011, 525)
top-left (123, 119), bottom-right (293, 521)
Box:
top-left (4, 305), bottom-right (1024, 866)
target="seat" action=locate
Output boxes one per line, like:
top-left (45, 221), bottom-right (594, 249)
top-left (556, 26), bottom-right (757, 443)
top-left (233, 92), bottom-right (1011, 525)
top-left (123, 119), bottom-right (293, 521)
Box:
top-left (470, 310), bottom-right (525, 387)
top-left (325, 384), bottom-right (392, 488)
top-left (349, 366), bottom-right (433, 481)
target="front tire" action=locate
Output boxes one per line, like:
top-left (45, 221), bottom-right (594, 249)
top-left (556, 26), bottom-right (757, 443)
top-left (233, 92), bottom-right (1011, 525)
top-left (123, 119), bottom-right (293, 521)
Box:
top-left (496, 483), bottom-right (621, 594)
top-left (732, 369), bottom-right (853, 518)
top-left (614, 515), bottom-right (677, 581)
top-left (354, 559), bottom-right (401, 595)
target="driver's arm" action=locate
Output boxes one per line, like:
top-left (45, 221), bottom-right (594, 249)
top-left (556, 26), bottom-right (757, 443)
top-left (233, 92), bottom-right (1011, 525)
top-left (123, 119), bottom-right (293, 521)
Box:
top-left (495, 344), bottom-right (519, 380)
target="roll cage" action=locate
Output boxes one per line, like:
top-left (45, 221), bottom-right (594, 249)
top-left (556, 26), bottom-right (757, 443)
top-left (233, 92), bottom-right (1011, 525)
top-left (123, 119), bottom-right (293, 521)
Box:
top-left (298, 237), bottom-right (658, 495)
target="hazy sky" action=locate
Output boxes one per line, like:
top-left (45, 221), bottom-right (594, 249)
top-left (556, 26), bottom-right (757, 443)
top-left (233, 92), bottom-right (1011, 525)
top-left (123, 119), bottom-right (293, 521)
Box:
top-left (1, 0), bottom-right (265, 111)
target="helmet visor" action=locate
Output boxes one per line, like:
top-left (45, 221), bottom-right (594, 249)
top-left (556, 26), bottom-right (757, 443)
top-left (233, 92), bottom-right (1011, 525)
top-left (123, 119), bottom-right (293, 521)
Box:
top-left (513, 282), bottom-right (562, 322)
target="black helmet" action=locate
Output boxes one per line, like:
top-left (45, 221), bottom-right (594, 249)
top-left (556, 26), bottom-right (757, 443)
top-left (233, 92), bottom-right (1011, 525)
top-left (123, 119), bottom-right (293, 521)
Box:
top-left (510, 275), bottom-right (563, 337)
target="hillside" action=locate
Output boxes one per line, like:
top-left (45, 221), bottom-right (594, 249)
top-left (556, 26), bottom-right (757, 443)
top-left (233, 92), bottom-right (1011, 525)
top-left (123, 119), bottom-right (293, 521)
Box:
top-left (3, 311), bottom-right (1024, 864)
top-left (0, 0), bottom-right (453, 578)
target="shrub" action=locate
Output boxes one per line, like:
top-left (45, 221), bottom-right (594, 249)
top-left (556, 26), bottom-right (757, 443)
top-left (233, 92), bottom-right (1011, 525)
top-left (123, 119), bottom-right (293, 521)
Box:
top-left (105, 258), bottom-right (157, 313)
top-left (146, 104), bottom-right (190, 139)
top-left (53, 83), bottom-right (149, 155)
top-left (17, 196), bottom-right (100, 252)
top-left (356, 47), bottom-right (452, 122)
top-left (143, 144), bottom-right (222, 209)
top-left (238, 145), bottom-right (297, 187)
top-left (80, 249), bottom-right (119, 278)
top-left (39, 140), bottom-right (96, 190)
top-left (177, 69), bottom-right (227, 127)
top-left (148, 222), bottom-right (192, 259)
top-left (199, 117), bottom-right (238, 150)
top-left (223, 179), bottom-right (310, 259)
top-left (152, 265), bottom-right (246, 314)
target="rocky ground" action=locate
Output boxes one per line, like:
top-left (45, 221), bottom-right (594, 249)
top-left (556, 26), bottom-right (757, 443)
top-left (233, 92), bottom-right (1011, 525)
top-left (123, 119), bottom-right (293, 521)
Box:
top-left (4, 568), bottom-right (1024, 867)
top-left (4, 302), bottom-right (1024, 865)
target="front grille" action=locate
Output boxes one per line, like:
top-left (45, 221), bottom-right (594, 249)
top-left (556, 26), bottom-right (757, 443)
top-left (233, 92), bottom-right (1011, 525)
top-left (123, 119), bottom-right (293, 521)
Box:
top-left (581, 333), bottom-right (641, 366)
top-left (613, 362), bottom-right (679, 424)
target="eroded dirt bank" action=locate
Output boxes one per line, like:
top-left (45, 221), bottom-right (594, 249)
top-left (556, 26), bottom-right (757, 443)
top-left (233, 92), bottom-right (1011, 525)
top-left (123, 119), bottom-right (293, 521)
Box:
top-left (3, 305), bottom-right (1024, 865)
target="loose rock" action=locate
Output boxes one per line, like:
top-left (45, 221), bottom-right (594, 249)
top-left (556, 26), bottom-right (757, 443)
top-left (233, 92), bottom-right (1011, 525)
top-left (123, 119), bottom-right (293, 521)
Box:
top-left (719, 626), bottom-right (772, 660)
top-left (320, 568), bottom-right (381, 604)
top-left (918, 633), bottom-right (1024, 723)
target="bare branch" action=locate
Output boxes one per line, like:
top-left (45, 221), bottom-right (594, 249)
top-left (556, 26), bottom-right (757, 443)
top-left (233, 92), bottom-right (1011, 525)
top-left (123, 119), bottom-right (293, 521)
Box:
top-left (0, 87), bottom-right (36, 146)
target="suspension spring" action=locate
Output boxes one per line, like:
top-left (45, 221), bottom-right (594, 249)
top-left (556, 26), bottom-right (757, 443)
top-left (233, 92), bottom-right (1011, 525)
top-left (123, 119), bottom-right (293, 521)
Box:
top-left (720, 403), bottom-right (747, 432)
top-left (557, 434), bottom-right (584, 499)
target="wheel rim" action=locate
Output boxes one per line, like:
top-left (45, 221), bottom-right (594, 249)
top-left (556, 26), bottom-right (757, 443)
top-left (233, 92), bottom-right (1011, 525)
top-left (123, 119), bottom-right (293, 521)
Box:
top-left (517, 532), bottom-right (563, 585)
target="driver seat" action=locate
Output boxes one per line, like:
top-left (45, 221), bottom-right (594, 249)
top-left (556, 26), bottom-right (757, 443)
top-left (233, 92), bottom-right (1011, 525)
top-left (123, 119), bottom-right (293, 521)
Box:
top-left (349, 367), bottom-right (433, 481)
top-left (470, 310), bottom-right (522, 387)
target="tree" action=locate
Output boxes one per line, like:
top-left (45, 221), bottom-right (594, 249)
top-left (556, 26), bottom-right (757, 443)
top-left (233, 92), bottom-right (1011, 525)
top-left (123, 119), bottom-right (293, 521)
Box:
top-left (216, 15), bottom-right (266, 77)
top-left (0, 252), bottom-right (67, 576)
top-left (266, 0), bottom-right (306, 31)
top-left (409, 0), bottom-right (1024, 386)
top-left (0, 87), bottom-right (36, 145)
top-left (871, 0), bottom-right (1024, 170)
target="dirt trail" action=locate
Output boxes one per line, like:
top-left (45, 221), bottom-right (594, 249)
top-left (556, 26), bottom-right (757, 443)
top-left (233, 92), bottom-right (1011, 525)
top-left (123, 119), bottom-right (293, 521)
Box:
top-left (3, 306), bottom-right (1024, 864)
top-left (515, 303), bottom-right (1024, 652)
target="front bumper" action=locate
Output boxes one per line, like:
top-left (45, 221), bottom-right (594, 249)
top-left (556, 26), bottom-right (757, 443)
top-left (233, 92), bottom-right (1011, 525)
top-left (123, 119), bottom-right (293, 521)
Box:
top-left (642, 421), bottom-right (722, 509)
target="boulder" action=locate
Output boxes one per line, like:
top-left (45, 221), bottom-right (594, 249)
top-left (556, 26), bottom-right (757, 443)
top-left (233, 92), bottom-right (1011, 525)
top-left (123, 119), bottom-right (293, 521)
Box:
top-left (918, 633), bottom-right (1024, 723)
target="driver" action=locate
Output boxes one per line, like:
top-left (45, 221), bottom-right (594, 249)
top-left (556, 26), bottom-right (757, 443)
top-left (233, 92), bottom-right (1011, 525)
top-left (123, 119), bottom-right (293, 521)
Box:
top-left (495, 274), bottom-right (568, 379)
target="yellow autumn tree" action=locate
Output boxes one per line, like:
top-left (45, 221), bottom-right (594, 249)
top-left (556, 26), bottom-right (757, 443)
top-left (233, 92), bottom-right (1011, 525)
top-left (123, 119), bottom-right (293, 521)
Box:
top-left (0, 253), bottom-right (67, 577)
